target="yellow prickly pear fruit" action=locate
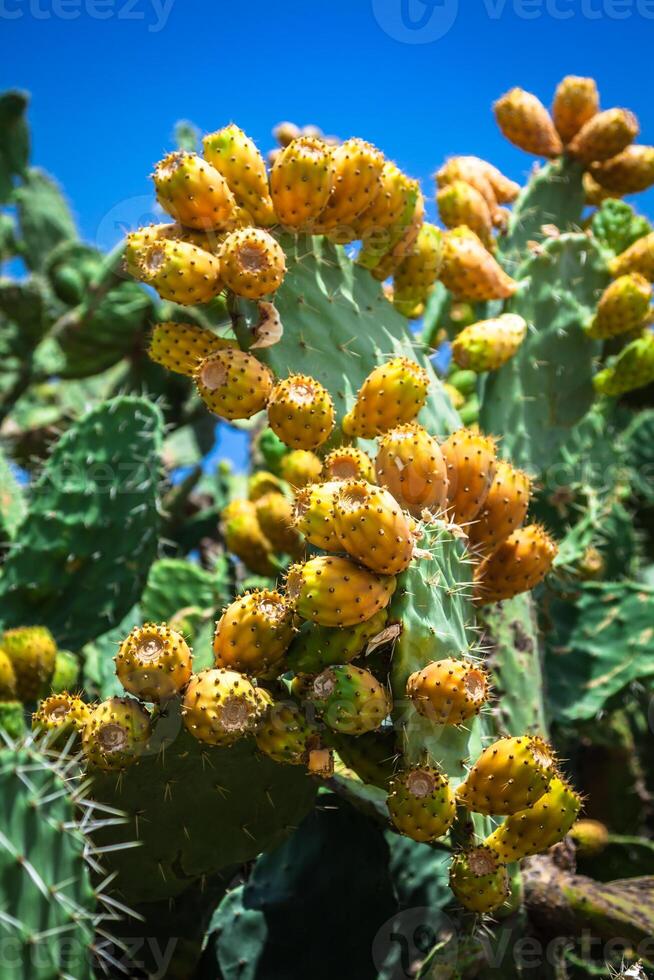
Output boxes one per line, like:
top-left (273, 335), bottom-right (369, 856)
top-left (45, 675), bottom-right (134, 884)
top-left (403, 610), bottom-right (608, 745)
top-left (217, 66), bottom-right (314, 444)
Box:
top-left (407, 657), bottom-right (490, 725)
top-left (332, 481), bottom-right (415, 575)
top-left (342, 358), bottom-right (430, 439)
top-left (585, 274), bottom-right (652, 340)
top-left (452, 314), bottom-right (527, 373)
top-left (570, 819), bottom-right (609, 856)
top-left (323, 447), bottom-right (375, 483)
top-left (442, 383), bottom-right (465, 410)
top-left (387, 766), bottom-right (456, 843)
top-left (137, 239), bottom-right (223, 305)
top-left (449, 846), bottom-right (510, 914)
top-left (273, 121), bottom-right (301, 147)
top-left (551, 76), bottom-right (599, 144)
top-left (568, 108), bottom-right (640, 164)
top-left (392, 224), bottom-right (443, 317)
top-left (285, 556), bottom-right (396, 628)
top-left (203, 124), bottom-right (275, 226)
top-left (219, 227), bottom-right (286, 299)
top-left (439, 228), bottom-right (518, 302)
top-left (32, 694), bottom-right (91, 741)
top-left (369, 190), bottom-right (425, 280)
top-left (472, 158), bottom-right (520, 205)
top-left (485, 775), bottom-right (582, 862)
top-left (475, 524), bottom-right (557, 604)
top-left (194, 348), bottom-right (274, 421)
top-left (255, 699), bottom-right (319, 765)
top-left (467, 461), bottom-right (531, 557)
top-left (457, 735), bottom-right (555, 816)
top-left (124, 223), bottom-right (175, 277)
top-left (152, 151), bottom-right (238, 231)
top-left (441, 428), bottom-right (497, 526)
top-left (0, 649), bottom-right (16, 699)
top-left (213, 590), bottom-right (294, 677)
top-left (436, 156), bottom-right (519, 209)
top-left (148, 321), bottom-right (235, 377)
top-left (494, 88), bottom-right (563, 158)
top-left (609, 231), bottom-right (654, 280)
top-left (280, 449), bottom-right (323, 489)
top-left (221, 499), bottom-right (276, 576)
top-left (313, 137), bottom-right (385, 236)
top-left (437, 181), bottom-right (494, 247)
top-left (182, 668), bottom-right (261, 746)
top-left (270, 136), bottom-right (334, 230)
top-left (309, 664), bottom-right (391, 735)
top-left (82, 697), bottom-right (151, 771)
top-left (593, 330), bottom-right (654, 396)
top-left (353, 164), bottom-right (419, 255)
top-left (590, 145), bottom-right (654, 195)
top-left (293, 481), bottom-right (342, 551)
top-left (583, 172), bottom-right (619, 207)
top-left (248, 471), bottom-right (285, 500)
top-left (115, 624), bottom-right (192, 702)
top-left (375, 423), bottom-right (449, 517)
top-left (267, 374), bottom-right (335, 450)
top-left (1, 626), bottom-right (57, 702)
top-left (254, 492), bottom-right (303, 558)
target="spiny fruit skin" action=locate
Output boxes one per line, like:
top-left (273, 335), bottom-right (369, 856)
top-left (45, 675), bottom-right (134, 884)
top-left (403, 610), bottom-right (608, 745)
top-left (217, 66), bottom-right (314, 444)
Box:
top-left (267, 374), bottom-right (335, 450)
top-left (342, 358), bottom-right (430, 439)
top-left (152, 151), bottom-right (237, 231)
top-left (310, 664), bottom-right (391, 735)
top-left (449, 846), bottom-right (510, 915)
top-left (441, 428), bottom-right (497, 526)
top-left (393, 224), bottom-right (443, 317)
top-left (451, 314), bottom-right (527, 373)
top-left (583, 172), bottom-right (617, 207)
top-left (182, 669), bottom-right (261, 746)
top-left (255, 700), bottom-right (318, 765)
top-left (1, 626), bottom-right (57, 702)
top-left (270, 136), bottom-right (334, 230)
top-left (219, 227), bottom-right (286, 299)
top-left (375, 423), bottom-right (448, 518)
top-left (485, 775), bottom-right (581, 863)
top-left (332, 480), bottom-right (415, 575)
top-left (248, 470), bottom-right (285, 501)
top-left (221, 499), bottom-right (276, 576)
top-left (590, 145), bottom-right (654, 195)
top-left (115, 624), bottom-right (192, 703)
top-left (570, 819), bottom-right (609, 856)
top-left (608, 231), bottom-right (654, 280)
top-left (254, 492), bottom-right (303, 558)
top-left (407, 657), bottom-right (490, 725)
top-left (280, 449), bottom-right (323, 489)
top-left (593, 330), bottom-right (654, 397)
top-left (203, 124), bottom-right (275, 226)
top-left (195, 348), bottom-right (274, 421)
top-left (467, 461), bottom-right (531, 557)
top-left (494, 88), bottom-right (563, 157)
top-left (82, 697), bottom-right (151, 771)
top-left (213, 590), bottom-right (294, 677)
top-left (293, 480), bottom-right (342, 551)
top-left (457, 735), bottom-right (555, 816)
top-left (0, 649), bottom-right (16, 699)
top-left (470, 157), bottom-right (520, 205)
top-left (287, 609), bottom-right (388, 674)
top-left (568, 108), bottom-right (639, 165)
top-left (323, 446), bottom-right (375, 483)
top-left (584, 274), bottom-right (652, 340)
top-left (387, 766), bottom-right (456, 843)
top-left (137, 239), bottom-right (223, 305)
top-left (551, 76), bottom-right (599, 144)
top-left (313, 137), bottom-right (385, 235)
top-left (439, 228), bottom-right (518, 303)
top-left (437, 180), bottom-right (494, 247)
top-left (436, 157), bottom-right (497, 213)
top-left (285, 556), bottom-right (396, 628)
top-left (370, 190), bottom-right (425, 280)
top-left (149, 321), bottom-right (234, 377)
top-left (474, 524), bottom-right (558, 604)
top-left (32, 694), bottom-right (91, 740)
top-left (355, 167), bottom-right (420, 265)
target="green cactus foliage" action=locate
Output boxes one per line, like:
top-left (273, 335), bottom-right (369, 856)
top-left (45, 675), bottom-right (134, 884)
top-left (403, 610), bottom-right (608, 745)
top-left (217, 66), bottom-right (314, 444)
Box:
top-left (591, 198), bottom-right (652, 257)
top-left (50, 649), bottom-right (80, 693)
top-left (501, 157), bottom-right (585, 258)
top-left (0, 90), bottom-right (29, 203)
top-left (141, 557), bottom-right (230, 623)
top-left (0, 701), bottom-right (26, 739)
top-left (13, 168), bottom-right (77, 271)
top-left (0, 444), bottom-right (26, 540)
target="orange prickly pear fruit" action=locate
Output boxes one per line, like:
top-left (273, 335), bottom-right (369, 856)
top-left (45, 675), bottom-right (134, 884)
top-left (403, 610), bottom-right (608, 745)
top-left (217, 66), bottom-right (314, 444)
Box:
top-left (285, 555), bottom-right (396, 627)
top-left (593, 330), bottom-right (654, 396)
top-left (267, 374), bottom-right (335, 450)
top-left (323, 446), bottom-right (375, 483)
top-left (393, 224), bottom-right (443, 317)
top-left (485, 775), bottom-right (581, 863)
top-left (313, 137), bottom-right (385, 236)
top-left (203, 124), bottom-right (275, 226)
top-left (387, 766), bottom-right (456, 842)
top-left (218, 228), bottom-right (286, 299)
top-left (583, 172), bottom-right (618, 207)
top-left (115, 624), bottom-right (192, 702)
top-left (436, 157), bottom-right (497, 213)
top-left (437, 181), bottom-right (494, 247)
top-left (1, 626), bottom-right (57, 702)
top-left (332, 480), bottom-right (415, 575)
top-left (255, 699), bottom-right (320, 766)
top-left (451, 314), bottom-right (527, 373)
top-left (182, 668), bottom-right (262, 746)
top-left (280, 449), bottom-right (323, 489)
top-left (449, 846), bottom-right (510, 914)
top-left (152, 151), bottom-right (238, 231)
top-left (407, 657), bottom-right (490, 725)
top-left (270, 136), bottom-right (334, 230)
top-left (369, 190), bottom-right (425, 280)
top-left (568, 108), bottom-right (639, 164)
top-left (494, 88), bottom-right (563, 158)
top-left (353, 164), bottom-right (419, 259)
top-left (255, 492), bottom-right (303, 558)
top-left (475, 158), bottom-right (521, 205)
top-left (474, 524), bottom-right (558, 604)
top-left (440, 428), bottom-right (497, 526)
top-left (248, 471), bottom-right (285, 500)
top-left (194, 348), bottom-right (274, 421)
top-left (467, 461), bottom-right (531, 557)
top-left (590, 145), bottom-right (654, 195)
top-left (137, 239), bottom-right (223, 305)
top-left (439, 228), bottom-right (518, 302)
top-left (213, 589), bottom-right (294, 677)
top-left (375, 423), bottom-right (449, 517)
top-left (457, 735), bottom-right (555, 815)
top-left (342, 358), bottom-right (430, 439)
top-left (293, 481), bottom-right (342, 551)
top-left (309, 664), bottom-right (391, 735)
top-left (220, 499), bottom-right (277, 576)
top-left (551, 76), bottom-right (599, 144)
top-left (148, 321), bottom-right (235, 377)
top-left (584, 274), bottom-right (652, 340)
top-left (33, 694), bottom-right (91, 741)
top-left (82, 697), bottom-right (151, 771)
top-left (609, 231), bottom-right (654, 280)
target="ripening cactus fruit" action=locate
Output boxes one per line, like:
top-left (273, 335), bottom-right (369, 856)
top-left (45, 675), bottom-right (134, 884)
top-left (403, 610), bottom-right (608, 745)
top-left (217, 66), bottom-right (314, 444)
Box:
top-left (267, 374), bottom-right (336, 450)
top-left (568, 108), bottom-right (639, 164)
top-left (407, 657), bottom-right (490, 725)
top-left (551, 75), bottom-right (599, 144)
top-left (137, 239), bottom-right (223, 305)
top-left (332, 481), bottom-right (415, 575)
top-left (195, 348), bottom-right (274, 420)
top-left (467, 461), bottom-right (531, 557)
top-left (213, 590), bottom-right (294, 677)
top-left (456, 735), bottom-right (555, 815)
top-left (0, 649), bottom-right (16, 700)
top-left (152, 151), bottom-right (238, 230)
top-left (439, 228), bottom-right (518, 302)
top-left (221, 499), bottom-right (276, 576)
top-left (270, 136), bottom-right (335, 230)
top-left (584, 274), bottom-right (652, 339)
top-left (82, 697), bottom-right (151, 771)
top-left (287, 609), bottom-right (388, 674)
top-left (323, 446), bottom-right (375, 483)
top-left (33, 694), bottom-right (91, 741)
top-left (570, 819), bottom-right (610, 856)
top-left (218, 227), bottom-right (286, 299)
top-left (1, 626), bottom-right (57, 702)
top-left (342, 358), bottom-right (430, 438)
top-left (375, 423), bottom-right (449, 517)
top-left (393, 223), bottom-right (443, 317)
top-left (441, 428), bottom-right (497, 526)
top-left (255, 699), bottom-right (319, 766)
top-left (475, 524), bottom-right (557, 603)
top-left (437, 157), bottom-right (497, 214)
top-left (485, 775), bottom-right (582, 863)
top-left (203, 124), bottom-right (276, 226)
top-left (494, 88), bottom-right (563, 157)
top-left (309, 664), bottom-right (391, 735)
top-left (609, 231), bottom-right (654, 280)
top-left (449, 846), bottom-right (510, 915)
top-left (437, 180), bottom-right (494, 248)
top-left (387, 766), bottom-right (456, 843)
top-left (590, 145), bottom-right (654, 194)
top-left (254, 492), bottom-right (303, 557)
top-left (280, 449), bottom-right (323, 489)
top-left (451, 314), bottom-right (527, 373)
top-left (182, 668), bottom-right (261, 746)
top-left (115, 624), bottom-right (192, 703)
top-left (293, 481), bottom-right (342, 551)
top-left (148, 321), bottom-right (234, 377)
top-left (248, 470), bottom-right (286, 501)
top-left (594, 330), bottom-right (654, 396)
top-left (353, 163), bottom-right (418, 257)
top-left (285, 556), bottom-right (396, 627)
top-left (313, 137), bottom-right (385, 234)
